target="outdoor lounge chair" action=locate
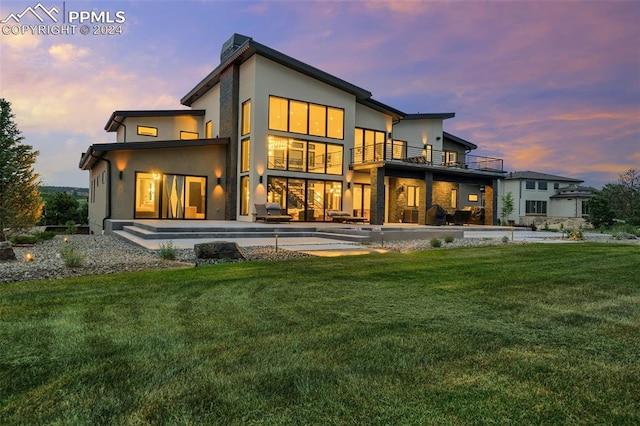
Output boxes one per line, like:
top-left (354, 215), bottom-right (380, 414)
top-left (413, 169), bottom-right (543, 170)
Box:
top-left (254, 203), bottom-right (292, 223)
top-left (327, 211), bottom-right (367, 224)
top-left (447, 209), bottom-right (472, 225)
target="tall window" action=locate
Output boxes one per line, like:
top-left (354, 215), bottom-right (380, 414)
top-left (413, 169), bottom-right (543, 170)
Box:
top-left (423, 144), bottom-right (433, 163)
top-left (269, 96), bottom-right (344, 139)
top-left (407, 186), bottom-right (419, 207)
top-left (443, 151), bottom-right (458, 166)
top-left (240, 176), bottom-right (249, 215)
top-left (241, 100), bottom-right (251, 136)
top-left (354, 128), bottom-right (386, 162)
top-left (135, 172), bottom-right (161, 218)
top-left (268, 176), bottom-right (342, 221)
top-left (241, 138), bottom-right (250, 172)
top-left (392, 140), bottom-right (407, 160)
top-left (451, 188), bottom-right (458, 209)
top-left (205, 121), bottom-right (213, 138)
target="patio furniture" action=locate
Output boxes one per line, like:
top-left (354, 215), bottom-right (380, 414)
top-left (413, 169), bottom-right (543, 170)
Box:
top-left (447, 209), bottom-right (472, 225)
top-left (254, 203), bottom-right (292, 223)
top-left (426, 204), bottom-right (447, 226)
top-left (327, 211), bottom-right (367, 224)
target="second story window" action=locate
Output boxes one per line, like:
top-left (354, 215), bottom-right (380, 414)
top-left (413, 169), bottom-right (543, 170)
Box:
top-left (180, 131), bottom-right (198, 140)
top-left (205, 121), bottom-right (213, 138)
top-left (525, 180), bottom-right (536, 190)
top-left (137, 126), bottom-right (158, 137)
top-left (241, 100), bottom-right (251, 136)
top-left (269, 95), bottom-right (344, 140)
top-left (538, 181), bottom-right (548, 190)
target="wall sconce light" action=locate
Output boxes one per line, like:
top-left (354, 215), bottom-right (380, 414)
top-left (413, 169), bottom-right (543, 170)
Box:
top-left (259, 175), bottom-right (263, 184)
top-left (347, 182), bottom-right (351, 189)
top-left (436, 136), bottom-right (442, 141)
top-left (119, 171), bottom-right (123, 180)
top-left (217, 177), bottom-right (222, 185)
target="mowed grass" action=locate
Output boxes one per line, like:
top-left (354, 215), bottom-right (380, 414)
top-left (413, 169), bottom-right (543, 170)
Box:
top-left (1, 244), bottom-right (639, 425)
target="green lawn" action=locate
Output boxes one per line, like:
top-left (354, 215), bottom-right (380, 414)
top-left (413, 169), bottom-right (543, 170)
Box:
top-left (1, 243), bottom-right (639, 425)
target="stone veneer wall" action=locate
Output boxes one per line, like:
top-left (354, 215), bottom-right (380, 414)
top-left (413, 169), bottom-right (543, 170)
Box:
top-left (219, 63), bottom-right (240, 220)
top-left (432, 181), bottom-right (458, 212)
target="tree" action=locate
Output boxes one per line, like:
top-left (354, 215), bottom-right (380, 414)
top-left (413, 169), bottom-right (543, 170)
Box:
top-left (42, 192), bottom-right (85, 225)
top-left (587, 191), bottom-right (615, 228)
top-left (587, 169), bottom-right (640, 228)
top-left (0, 99), bottom-right (43, 241)
top-left (500, 192), bottom-right (515, 224)
top-left (618, 168), bottom-right (640, 224)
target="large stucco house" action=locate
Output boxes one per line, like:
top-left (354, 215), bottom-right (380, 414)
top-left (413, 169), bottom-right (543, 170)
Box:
top-left (498, 171), bottom-right (595, 225)
top-left (80, 34), bottom-right (506, 234)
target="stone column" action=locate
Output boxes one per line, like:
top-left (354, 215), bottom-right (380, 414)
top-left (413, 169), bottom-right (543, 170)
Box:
top-left (422, 172), bottom-right (433, 224)
top-left (219, 63), bottom-right (240, 220)
top-left (370, 167), bottom-right (385, 225)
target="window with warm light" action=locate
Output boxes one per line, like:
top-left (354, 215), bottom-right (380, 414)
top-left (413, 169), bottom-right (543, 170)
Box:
top-left (407, 186), bottom-right (419, 207)
top-left (289, 100), bottom-right (307, 134)
top-left (268, 176), bottom-right (342, 221)
top-left (392, 140), bottom-right (407, 160)
top-left (135, 172), bottom-right (161, 218)
top-left (468, 194), bottom-right (479, 202)
top-left (205, 120), bottom-right (213, 138)
top-left (241, 138), bottom-right (250, 172)
top-left (269, 96), bottom-right (288, 131)
top-left (180, 131), bottom-right (199, 140)
top-left (241, 100), bottom-right (251, 136)
top-left (240, 175), bottom-right (249, 215)
top-left (451, 188), bottom-right (458, 209)
top-left (309, 103), bottom-right (326, 137)
top-left (269, 96), bottom-right (343, 140)
top-left (268, 136), bottom-right (342, 174)
top-left (137, 126), bottom-right (158, 137)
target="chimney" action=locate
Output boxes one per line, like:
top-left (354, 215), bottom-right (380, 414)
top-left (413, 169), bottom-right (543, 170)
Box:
top-left (220, 34), bottom-right (251, 62)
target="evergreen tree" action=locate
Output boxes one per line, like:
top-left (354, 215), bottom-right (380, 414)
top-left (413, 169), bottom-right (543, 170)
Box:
top-left (0, 99), bottom-right (43, 241)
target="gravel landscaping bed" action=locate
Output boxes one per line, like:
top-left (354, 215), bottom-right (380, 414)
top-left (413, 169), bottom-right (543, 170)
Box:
top-left (1, 232), bottom-right (634, 284)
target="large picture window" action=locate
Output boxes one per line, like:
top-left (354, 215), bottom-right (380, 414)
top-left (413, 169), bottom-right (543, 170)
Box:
top-left (267, 176), bottom-right (342, 222)
top-left (269, 96), bottom-right (344, 140)
top-left (354, 127), bottom-right (386, 162)
top-left (240, 175), bottom-right (250, 216)
top-left (268, 135), bottom-right (342, 175)
top-left (134, 172), bottom-right (207, 219)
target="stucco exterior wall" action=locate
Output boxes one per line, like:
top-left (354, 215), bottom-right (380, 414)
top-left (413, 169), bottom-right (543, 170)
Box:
top-left (87, 160), bottom-right (108, 234)
top-left (116, 115), bottom-right (203, 142)
top-left (191, 84), bottom-right (221, 137)
top-left (392, 119), bottom-right (444, 151)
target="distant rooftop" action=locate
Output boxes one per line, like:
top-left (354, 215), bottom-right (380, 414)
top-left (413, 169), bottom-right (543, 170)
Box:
top-left (505, 171), bottom-right (583, 183)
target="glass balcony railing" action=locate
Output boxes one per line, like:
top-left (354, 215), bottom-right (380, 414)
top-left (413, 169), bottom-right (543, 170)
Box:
top-left (350, 143), bottom-right (504, 173)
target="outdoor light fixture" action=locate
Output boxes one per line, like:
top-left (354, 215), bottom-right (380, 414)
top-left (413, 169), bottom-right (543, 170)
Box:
top-left (259, 175), bottom-right (263, 184)
top-left (63, 237), bottom-right (68, 243)
top-left (25, 253), bottom-right (34, 262)
top-left (119, 171), bottom-right (123, 180)
top-left (217, 177), bottom-right (222, 185)
top-left (347, 182), bottom-right (351, 189)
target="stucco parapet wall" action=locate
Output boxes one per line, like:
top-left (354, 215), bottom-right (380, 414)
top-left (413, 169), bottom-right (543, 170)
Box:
top-left (79, 138), bottom-right (229, 170)
top-left (350, 160), bottom-right (506, 178)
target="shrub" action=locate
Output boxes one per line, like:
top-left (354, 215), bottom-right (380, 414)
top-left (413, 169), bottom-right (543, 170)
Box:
top-left (430, 237), bottom-right (442, 248)
top-left (530, 223), bottom-right (538, 231)
top-left (444, 235), bottom-right (454, 244)
top-left (567, 229), bottom-right (584, 241)
top-left (501, 235), bottom-right (510, 244)
top-left (33, 230), bottom-right (56, 241)
top-left (158, 241), bottom-right (177, 260)
top-left (60, 243), bottom-right (84, 268)
top-left (65, 220), bottom-right (78, 234)
top-left (10, 235), bottom-right (38, 245)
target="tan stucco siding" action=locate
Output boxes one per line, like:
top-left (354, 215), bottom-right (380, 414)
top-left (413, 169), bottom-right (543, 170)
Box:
top-left (87, 160), bottom-right (108, 234)
top-left (392, 119), bottom-right (444, 150)
top-left (116, 115), bottom-right (203, 142)
top-left (191, 84), bottom-right (221, 137)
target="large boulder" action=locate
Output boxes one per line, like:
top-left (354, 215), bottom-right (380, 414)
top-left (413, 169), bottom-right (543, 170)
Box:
top-left (194, 241), bottom-right (246, 260)
top-left (0, 241), bottom-right (17, 261)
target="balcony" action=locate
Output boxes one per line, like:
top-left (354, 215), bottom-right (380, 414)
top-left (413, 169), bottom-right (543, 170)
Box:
top-left (350, 143), bottom-right (504, 173)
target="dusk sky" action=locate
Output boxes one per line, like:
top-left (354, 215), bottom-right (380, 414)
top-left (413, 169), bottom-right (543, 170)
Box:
top-left (1, 0), bottom-right (638, 189)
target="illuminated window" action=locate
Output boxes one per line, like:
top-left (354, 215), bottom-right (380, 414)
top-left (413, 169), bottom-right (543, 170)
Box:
top-left (309, 104), bottom-right (326, 137)
top-left (269, 96), bottom-right (343, 140)
top-left (407, 186), bottom-right (419, 207)
top-left (240, 175), bottom-right (249, 215)
top-left (135, 172), bottom-right (161, 218)
top-left (326, 144), bottom-right (343, 175)
top-left (241, 100), bottom-right (251, 136)
top-left (468, 194), bottom-right (479, 202)
top-left (268, 135), bottom-right (342, 174)
top-left (268, 176), bottom-right (342, 221)
top-left (288, 140), bottom-right (307, 172)
top-left (354, 128), bottom-right (385, 162)
top-left (444, 151), bottom-right (458, 166)
top-left (423, 144), bottom-right (433, 163)
top-left (269, 96), bottom-right (288, 131)
top-left (392, 140), bottom-right (406, 160)
top-left (268, 136), bottom-right (288, 170)
top-left (205, 121), bottom-right (213, 138)
top-left (289, 100), bottom-right (308, 134)
top-left (180, 131), bottom-right (198, 140)
top-left (241, 138), bottom-right (250, 172)
top-left (137, 126), bottom-right (158, 137)
top-left (327, 107), bottom-right (343, 139)
top-left (451, 188), bottom-right (458, 209)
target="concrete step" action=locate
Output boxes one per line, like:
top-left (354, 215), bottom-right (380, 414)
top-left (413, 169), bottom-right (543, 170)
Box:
top-left (130, 221), bottom-right (317, 234)
top-left (313, 231), bottom-right (371, 243)
top-left (122, 225), bottom-right (316, 240)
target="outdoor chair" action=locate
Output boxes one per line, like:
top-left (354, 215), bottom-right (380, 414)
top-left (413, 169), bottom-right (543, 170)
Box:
top-left (327, 211), bottom-right (367, 224)
top-left (254, 203), bottom-right (292, 223)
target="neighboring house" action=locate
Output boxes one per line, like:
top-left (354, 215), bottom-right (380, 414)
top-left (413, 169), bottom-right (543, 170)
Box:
top-left (80, 33), bottom-right (506, 234)
top-left (498, 171), bottom-right (595, 225)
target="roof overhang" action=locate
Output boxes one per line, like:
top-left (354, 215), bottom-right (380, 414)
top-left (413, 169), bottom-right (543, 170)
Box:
top-left (443, 131), bottom-right (477, 151)
top-left (181, 35), bottom-right (373, 107)
top-left (79, 138), bottom-right (229, 170)
top-left (104, 110), bottom-right (206, 132)
top-left (403, 113), bottom-right (456, 120)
